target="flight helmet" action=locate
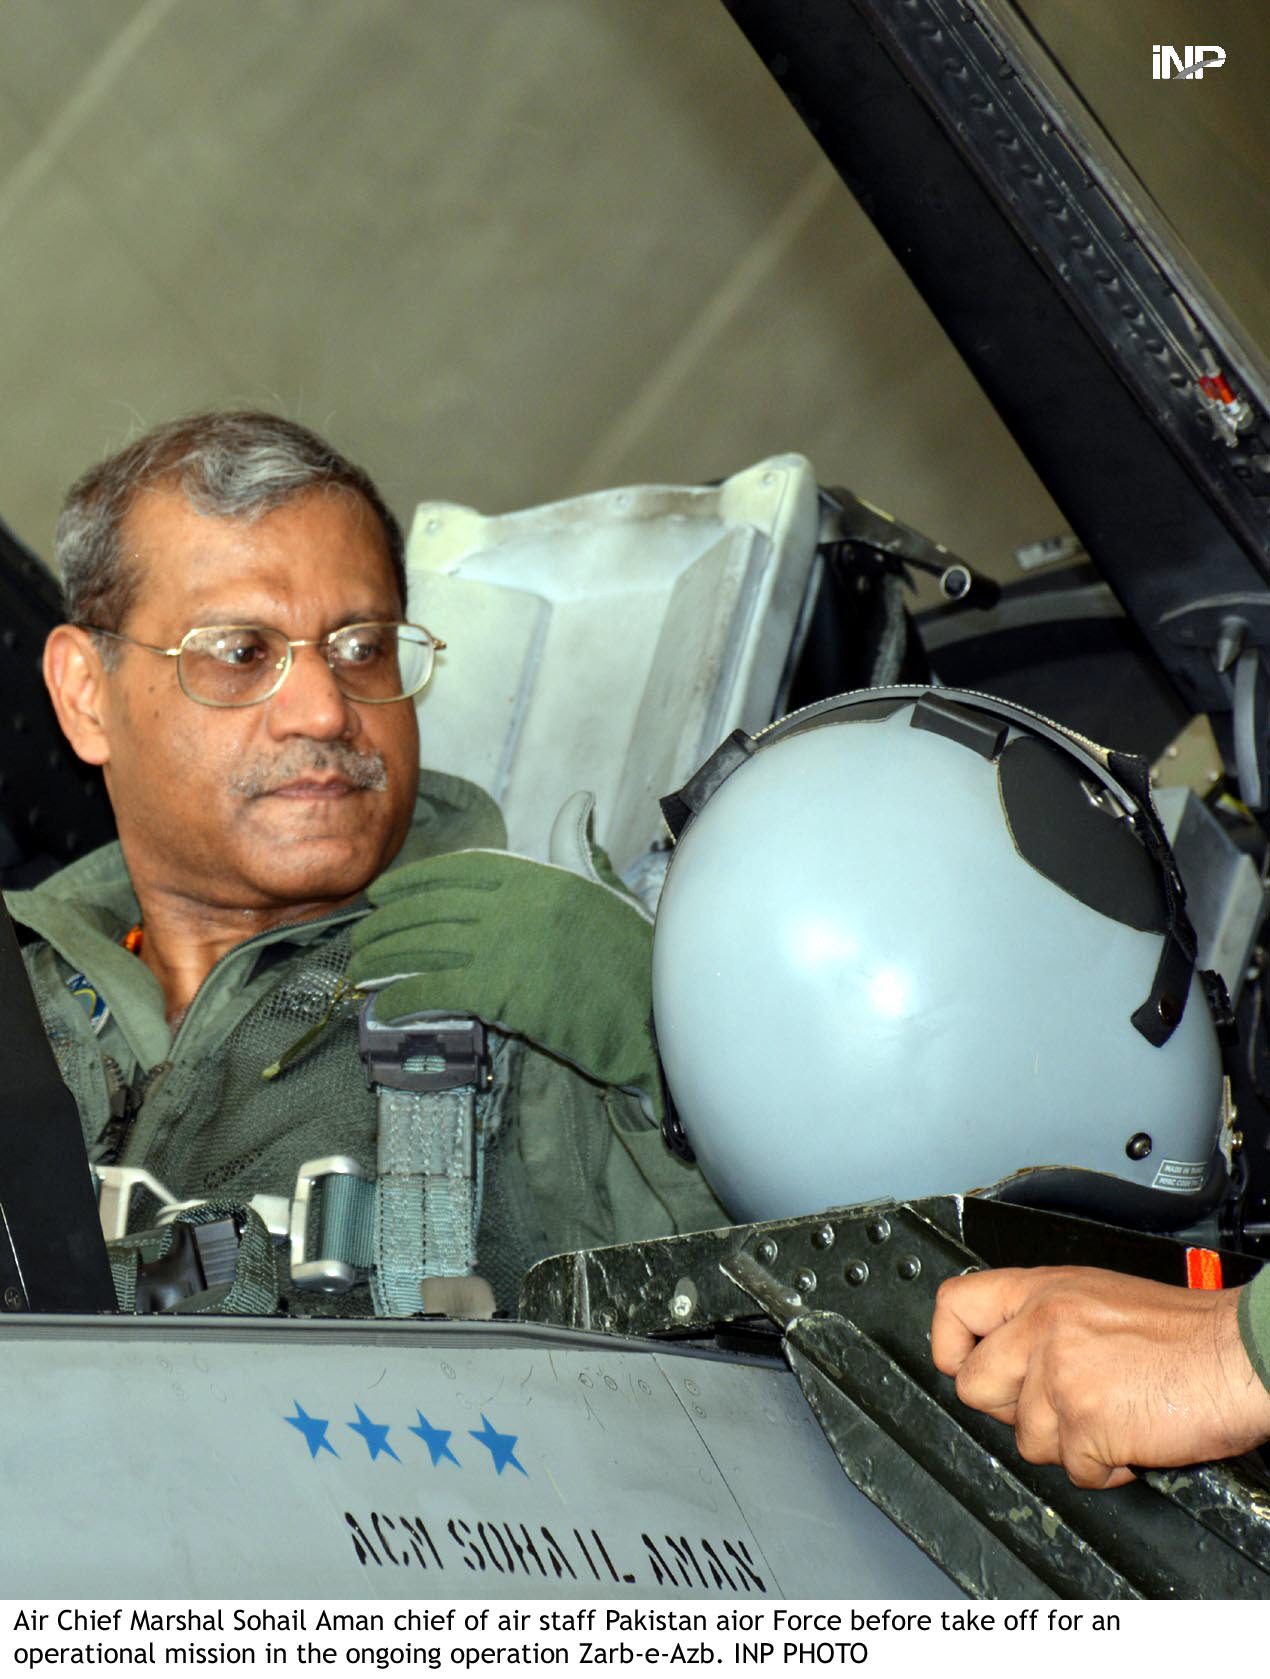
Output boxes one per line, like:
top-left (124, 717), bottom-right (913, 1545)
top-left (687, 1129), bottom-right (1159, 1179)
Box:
top-left (652, 688), bottom-right (1233, 1228)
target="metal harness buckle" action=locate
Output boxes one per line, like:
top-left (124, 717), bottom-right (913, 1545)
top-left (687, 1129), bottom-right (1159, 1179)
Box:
top-left (288, 1154), bottom-right (374, 1294)
top-left (92, 1165), bottom-right (178, 1243)
top-left (357, 1005), bottom-right (493, 1094)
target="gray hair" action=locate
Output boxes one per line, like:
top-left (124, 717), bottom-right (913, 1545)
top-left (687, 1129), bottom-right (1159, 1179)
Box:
top-left (56, 411), bottom-right (406, 653)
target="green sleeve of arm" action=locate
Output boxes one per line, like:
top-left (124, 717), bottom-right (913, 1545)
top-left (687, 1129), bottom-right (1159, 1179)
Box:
top-left (1237, 1266), bottom-right (1270, 1392)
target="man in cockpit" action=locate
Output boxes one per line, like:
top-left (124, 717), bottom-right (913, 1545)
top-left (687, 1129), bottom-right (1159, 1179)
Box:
top-left (5, 409), bottom-right (722, 1313)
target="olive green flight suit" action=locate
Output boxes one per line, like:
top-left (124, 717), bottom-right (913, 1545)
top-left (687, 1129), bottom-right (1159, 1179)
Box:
top-left (4, 770), bottom-right (725, 1314)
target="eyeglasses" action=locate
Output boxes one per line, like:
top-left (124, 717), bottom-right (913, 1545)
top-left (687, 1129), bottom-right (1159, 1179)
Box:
top-left (82, 621), bottom-right (445, 708)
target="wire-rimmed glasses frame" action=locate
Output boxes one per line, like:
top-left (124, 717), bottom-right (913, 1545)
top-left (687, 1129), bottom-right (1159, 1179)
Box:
top-left (79, 620), bottom-right (445, 708)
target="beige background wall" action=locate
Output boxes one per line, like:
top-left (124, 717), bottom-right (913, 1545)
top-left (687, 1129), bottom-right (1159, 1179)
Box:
top-left (0, 1), bottom-right (1262, 581)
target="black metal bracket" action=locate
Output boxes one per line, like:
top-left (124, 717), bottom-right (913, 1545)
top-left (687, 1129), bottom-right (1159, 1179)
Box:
top-left (521, 1195), bottom-right (1270, 1598)
top-left (358, 999), bottom-right (492, 1095)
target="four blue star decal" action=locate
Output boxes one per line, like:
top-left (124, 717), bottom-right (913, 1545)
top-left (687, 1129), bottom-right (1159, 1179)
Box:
top-left (284, 1401), bottom-right (338, 1459)
top-left (468, 1412), bottom-right (527, 1476)
top-left (408, 1410), bottom-right (460, 1466)
top-left (347, 1404), bottom-right (401, 1462)
top-left (286, 1402), bottom-right (528, 1473)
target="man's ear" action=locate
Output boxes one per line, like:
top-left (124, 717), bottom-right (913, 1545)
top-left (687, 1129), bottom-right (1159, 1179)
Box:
top-left (43, 625), bottom-right (113, 767)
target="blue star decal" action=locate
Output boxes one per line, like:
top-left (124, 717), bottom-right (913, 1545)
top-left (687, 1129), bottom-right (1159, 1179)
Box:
top-left (347, 1404), bottom-right (400, 1462)
top-left (468, 1413), bottom-right (527, 1476)
top-left (285, 1401), bottom-right (338, 1459)
top-left (409, 1410), bottom-right (460, 1467)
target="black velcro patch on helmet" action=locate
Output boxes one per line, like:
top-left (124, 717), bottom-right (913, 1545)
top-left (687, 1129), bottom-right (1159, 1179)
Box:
top-left (910, 692), bottom-right (1007, 759)
top-left (997, 736), bottom-right (1168, 933)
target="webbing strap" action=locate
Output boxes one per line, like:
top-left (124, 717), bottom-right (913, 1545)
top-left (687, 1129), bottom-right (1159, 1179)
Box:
top-left (174, 1204), bottom-right (279, 1316)
top-left (371, 1085), bottom-right (483, 1316)
top-left (313, 1171), bottom-right (375, 1272)
top-left (109, 1250), bottom-right (138, 1312)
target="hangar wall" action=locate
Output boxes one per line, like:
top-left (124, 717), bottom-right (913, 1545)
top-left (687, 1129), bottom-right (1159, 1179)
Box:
top-left (1, 0), bottom-right (1064, 579)
top-left (0, 0), bottom-right (1261, 588)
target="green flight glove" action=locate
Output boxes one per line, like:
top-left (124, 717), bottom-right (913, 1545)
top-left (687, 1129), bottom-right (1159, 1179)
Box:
top-left (347, 848), bottom-right (659, 1101)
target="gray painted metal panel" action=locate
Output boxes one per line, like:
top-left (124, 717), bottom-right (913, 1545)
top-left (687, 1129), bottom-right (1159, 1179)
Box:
top-left (0, 1316), bottom-right (957, 1600)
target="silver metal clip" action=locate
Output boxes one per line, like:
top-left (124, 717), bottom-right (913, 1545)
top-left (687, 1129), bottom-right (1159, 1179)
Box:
top-left (93, 1165), bottom-right (179, 1242)
top-left (288, 1154), bottom-right (373, 1293)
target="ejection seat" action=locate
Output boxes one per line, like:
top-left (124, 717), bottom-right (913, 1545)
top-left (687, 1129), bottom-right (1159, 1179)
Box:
top-left (403, 454), bottom-right (820, 898)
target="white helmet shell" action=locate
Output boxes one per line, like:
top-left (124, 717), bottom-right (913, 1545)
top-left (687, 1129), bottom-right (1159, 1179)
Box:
top-left (652, 689), bottom-right (1227, 1228)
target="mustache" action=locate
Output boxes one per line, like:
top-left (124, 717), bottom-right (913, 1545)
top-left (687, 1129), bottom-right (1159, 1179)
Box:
top-left (230, 742), bottom-right (389, 798)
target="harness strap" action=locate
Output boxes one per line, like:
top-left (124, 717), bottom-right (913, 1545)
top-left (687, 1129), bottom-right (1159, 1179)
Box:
top-left (288, 1158), bottom-right (374, 1291)
top-left (372, 1084), bottom-right (483, 1315)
